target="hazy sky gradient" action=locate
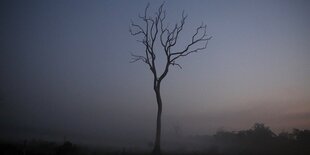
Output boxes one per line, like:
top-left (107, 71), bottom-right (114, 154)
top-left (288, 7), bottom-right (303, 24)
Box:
top-left (1, 0), bottom-right (309, 147)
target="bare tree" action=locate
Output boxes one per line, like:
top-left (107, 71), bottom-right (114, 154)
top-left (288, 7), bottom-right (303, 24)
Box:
top-left (129, 2), bottom-right (211, 154)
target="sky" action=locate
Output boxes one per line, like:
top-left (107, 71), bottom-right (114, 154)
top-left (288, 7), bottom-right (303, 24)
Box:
top-left (1, 0), bottom-right (310, 148)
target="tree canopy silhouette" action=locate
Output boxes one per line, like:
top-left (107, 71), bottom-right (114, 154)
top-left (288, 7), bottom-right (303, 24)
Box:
top-left (129, 2), bottom-right (211, 154)
top-left (211, 123), bottom-right (310, 155)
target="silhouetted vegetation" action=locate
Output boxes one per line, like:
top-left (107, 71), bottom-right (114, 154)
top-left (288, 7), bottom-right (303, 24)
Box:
top-left (129, 2), bottom-right (211, 154)
top-left (199, 123), bottom-right (310, 155)
top-left (0, 140), bottom-right (82, 155)
top-left (1, 123), bottom-right (309, 155)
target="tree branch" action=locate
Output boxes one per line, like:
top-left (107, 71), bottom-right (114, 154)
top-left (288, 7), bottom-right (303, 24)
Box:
top-left (130, 2), bottom-right (211, 82)
top-left (130, 53), bottom-right (148, 64)
top-left (169, 24), bottom-right (212, 62)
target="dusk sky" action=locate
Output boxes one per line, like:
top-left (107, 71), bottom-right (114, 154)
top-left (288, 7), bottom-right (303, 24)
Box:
top-left (1, 0), bottom-right (310, 148)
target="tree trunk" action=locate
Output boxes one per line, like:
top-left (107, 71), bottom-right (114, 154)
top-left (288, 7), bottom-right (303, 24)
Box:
top-left (152, 85), bottom-right (162, 154)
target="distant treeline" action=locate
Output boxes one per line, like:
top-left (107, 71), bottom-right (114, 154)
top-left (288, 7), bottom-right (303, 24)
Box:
top-left (1, 123), bottom-right (309, 155)
top-left (193, 123), bottom-right (310, 155)
top-left (0, 140), bottom-right (83, 155)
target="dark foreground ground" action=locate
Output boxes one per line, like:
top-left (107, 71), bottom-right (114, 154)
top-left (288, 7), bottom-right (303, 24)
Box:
top-left (1, 139), bottom-right (309, 155)
top-left (1, 124), bottom-right (310, 155)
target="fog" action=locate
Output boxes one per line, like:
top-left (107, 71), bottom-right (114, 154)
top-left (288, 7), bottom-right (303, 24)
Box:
top-left (1, 0), bottom-right (310, 151)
